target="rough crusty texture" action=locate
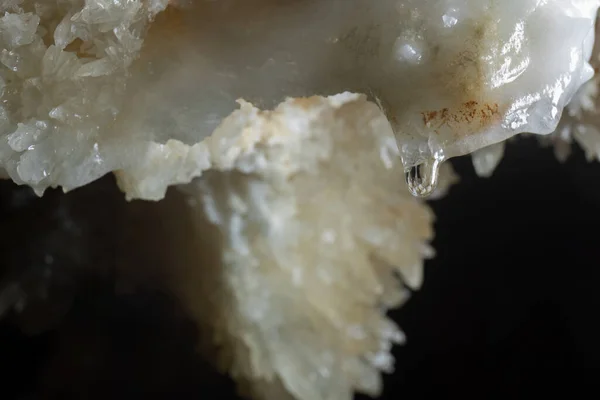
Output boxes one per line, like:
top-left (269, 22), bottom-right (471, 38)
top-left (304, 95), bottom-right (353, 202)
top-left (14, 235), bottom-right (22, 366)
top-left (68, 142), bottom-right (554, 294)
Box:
top-left (154, 93), bottom-right (456, 400)
top-left (0, 2), bottom-right (459, 400)
top-left (0, 92), bottom-right (458, 400)
top-left (3, 1), bottom-right (597, 399)
top-left (0, 1), bottom-right (597, 195)
top-left (0, 0), bottom-right (169, 194)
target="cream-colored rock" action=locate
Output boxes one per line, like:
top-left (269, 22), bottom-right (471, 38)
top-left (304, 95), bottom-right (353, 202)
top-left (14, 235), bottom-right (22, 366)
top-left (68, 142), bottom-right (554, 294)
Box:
top-left (0, 0), bottom-right (168, 195)
top-left (0, 3), bottom-right (458, 398)
top-left (471, 142), bottom-right (506, 178)
top-left (532, 15), bottom-right (600, 164)
top-left (0, 1), bottom-right (597, 197)
top-left (544, 53), bottom-right (600, 162)
top-left (472, 11), bottom-right (600, 175)
top-left (154, 93), bottom-right (456, 400)
top-left (4, 1), bottom-right (596, 399)
top-left (0, 92), bottom-right (457, 400)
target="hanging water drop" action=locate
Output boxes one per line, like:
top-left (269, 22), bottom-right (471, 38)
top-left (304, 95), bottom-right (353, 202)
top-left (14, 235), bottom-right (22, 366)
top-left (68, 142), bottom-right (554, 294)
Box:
top-left (405, 157), bottom-right (442, 198)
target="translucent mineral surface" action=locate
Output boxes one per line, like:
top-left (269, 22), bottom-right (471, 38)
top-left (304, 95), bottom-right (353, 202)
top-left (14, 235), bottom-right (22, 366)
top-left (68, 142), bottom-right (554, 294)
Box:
top-left (0, 0), bottom-right (597, 197)
top-left (0, 92), bottom-right (458, 400)
top-left (130, 0), bottom-right (599, 197)
top-left (471, 11), bottom-right (600, 175)
top-left (0, 1), bottom-right (598, 400)
top-left (542, 18), bottom-right (600, 164)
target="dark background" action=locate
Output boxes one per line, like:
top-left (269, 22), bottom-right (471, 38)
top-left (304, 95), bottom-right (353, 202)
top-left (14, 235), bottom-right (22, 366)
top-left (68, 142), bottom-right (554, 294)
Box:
top-left (1, 137), bottom-right (599, 399)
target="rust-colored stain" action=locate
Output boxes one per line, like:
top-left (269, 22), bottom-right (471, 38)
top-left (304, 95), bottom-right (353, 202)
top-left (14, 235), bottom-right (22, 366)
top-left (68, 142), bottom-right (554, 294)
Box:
top-left (421, 101), bottom-right (501, 138)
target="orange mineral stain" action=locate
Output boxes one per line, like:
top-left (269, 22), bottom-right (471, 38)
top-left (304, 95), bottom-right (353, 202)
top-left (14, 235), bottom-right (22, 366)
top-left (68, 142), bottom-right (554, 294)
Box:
top-left (421, 101), bottom-right (501, 139)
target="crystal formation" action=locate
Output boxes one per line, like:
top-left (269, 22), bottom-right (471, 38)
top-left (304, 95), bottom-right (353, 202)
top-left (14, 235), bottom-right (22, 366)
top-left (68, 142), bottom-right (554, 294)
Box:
top-left (471, 11), bottom-right (600, 176)
top-left (160, 94), bottom-right (457, 400)
top-left (0, 1), bottom-right (598, 400)
top-left (0, 0), bottom-right (597, 197)
top-left (543, 18), bottom-right (600, 163)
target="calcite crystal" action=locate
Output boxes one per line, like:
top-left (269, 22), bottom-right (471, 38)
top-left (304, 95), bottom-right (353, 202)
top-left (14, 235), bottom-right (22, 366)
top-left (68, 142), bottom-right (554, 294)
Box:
top-left (471, 11), bottom-right (600, 175)
top-left (0, 0), bottom-right (597, 197)
top-left (0, 0), bottom-right (169, 194)
top-left (0, 92), bottom-right (458, 400)
top-left (131, 0), bottom-right (599, 197)
top-left (543, 21), bottom-right (600, 164)
top-left (0, 1), bottom-right (599, 400)
top-left (160, 94), bottom-right (457, 400)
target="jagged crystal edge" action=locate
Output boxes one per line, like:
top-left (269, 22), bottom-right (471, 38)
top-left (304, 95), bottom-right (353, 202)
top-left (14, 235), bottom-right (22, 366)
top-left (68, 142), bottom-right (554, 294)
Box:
top-left (158, 93), bottom-right (457, 400)
top-left (1, 1), bottom-right (598, 192)
top-left (0, 2), bottom-right (462, 400)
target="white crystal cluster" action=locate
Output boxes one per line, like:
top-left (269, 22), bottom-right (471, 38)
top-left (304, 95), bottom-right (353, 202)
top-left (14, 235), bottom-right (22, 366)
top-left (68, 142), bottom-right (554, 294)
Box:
top-left (394, 0), bottom-right (600, 161)
top-left (161, 93), bottom-right (456, 400)
top-left (1, 0), bottom-right (597, 197)
top-left (118, 0), bottom-right (599, 197)
top-left (0, 1), bottom-right (598, 400)
top-left (0, 2), bottom-right (459, 399)
top-left (0, 0), bottom-right (168, 194)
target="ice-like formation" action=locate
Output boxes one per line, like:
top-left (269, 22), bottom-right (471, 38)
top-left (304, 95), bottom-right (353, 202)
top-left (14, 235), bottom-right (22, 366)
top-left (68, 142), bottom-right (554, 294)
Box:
top-left (129, 0), bottom-right (599, 197)
top-left (471, 10), bottom-right (600, 174)
top-left (0, 0), bottom-right (169, 195)
top-left (0, 93), bottom-right (458, 400)
top-left (471, 142), bottom-right (506, 178)
top-left (0, 0), bottom-right (597, 197)
top-left (0, 1), bottom-right (598, 400)
top-left (543, 19), bottom-right (600, 163)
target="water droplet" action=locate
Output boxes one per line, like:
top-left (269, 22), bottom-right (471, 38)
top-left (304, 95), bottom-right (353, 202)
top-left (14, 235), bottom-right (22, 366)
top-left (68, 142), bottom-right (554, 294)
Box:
top-left (405, 157), bottom-right (442, 198)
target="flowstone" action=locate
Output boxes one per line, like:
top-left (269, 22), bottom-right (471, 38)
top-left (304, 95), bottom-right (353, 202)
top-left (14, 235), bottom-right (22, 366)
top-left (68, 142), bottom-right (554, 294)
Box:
top-left (0, 0), bottom-right (596, 197)
top-left (0, 1), bottom-right (599, 400)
